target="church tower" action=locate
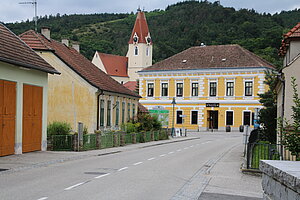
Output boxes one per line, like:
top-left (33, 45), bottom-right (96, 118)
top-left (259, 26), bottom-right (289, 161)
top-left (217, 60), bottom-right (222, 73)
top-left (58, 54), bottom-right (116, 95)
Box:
top-left (127, 10), bottom-right (152, 81)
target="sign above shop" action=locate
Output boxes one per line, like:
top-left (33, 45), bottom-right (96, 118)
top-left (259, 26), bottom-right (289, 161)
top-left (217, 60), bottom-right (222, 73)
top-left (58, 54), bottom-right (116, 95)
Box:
top-left (206, 103), bottom-right (219, 107)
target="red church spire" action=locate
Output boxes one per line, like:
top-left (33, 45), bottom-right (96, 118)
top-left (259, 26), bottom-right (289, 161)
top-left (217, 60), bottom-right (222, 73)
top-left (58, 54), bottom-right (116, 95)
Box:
top-left (128, 11), bottom-right (151, 44)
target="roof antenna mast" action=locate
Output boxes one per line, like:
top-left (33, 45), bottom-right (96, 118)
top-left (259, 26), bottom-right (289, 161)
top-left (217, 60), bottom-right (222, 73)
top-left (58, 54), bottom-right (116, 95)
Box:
top-left (19, 0), bottom-right (38, 32)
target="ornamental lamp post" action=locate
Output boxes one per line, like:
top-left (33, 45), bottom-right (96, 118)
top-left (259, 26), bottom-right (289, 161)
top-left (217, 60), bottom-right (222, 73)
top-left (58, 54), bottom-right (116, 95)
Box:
top-left (171, 97), bottom-right (176, 137)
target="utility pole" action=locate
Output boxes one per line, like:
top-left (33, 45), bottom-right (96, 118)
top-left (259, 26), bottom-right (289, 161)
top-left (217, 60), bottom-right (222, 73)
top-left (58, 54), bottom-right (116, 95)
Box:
top-left (19, 0), bottom-right (38, 32)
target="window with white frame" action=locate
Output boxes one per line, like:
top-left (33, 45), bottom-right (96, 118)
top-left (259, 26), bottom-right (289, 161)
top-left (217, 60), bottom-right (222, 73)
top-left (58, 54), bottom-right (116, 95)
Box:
top-left (127, 103), bottom-right (130, 121)
top-left (191, 111), bottom-right (198, 124)
top-left (115, 101), bottom-right (119, 126)
top-left (176, 110), bottom-right (183, 124)
top-left (226, 82), bottom-right (234, 96)
top-left (100, 100), bottom-right (105, 127)
top-left (161, 83), bottom-right (168, 97)
top-left (209, 82), bottom-right (217, 96)
top-left (226, 111), bottom-right (233, 126)
top-left (122, 102), bottom-right (125, 124)
top-left (176, 83), bottom-right (183, 97)
top-left (191, 83), bottom-right (198, 96)
top-left (245, 81), bottom-right (253, 96)
top-left (243, 111), bottom-right (251, 125)
top-left (147, 83), bottom-right (154, 97)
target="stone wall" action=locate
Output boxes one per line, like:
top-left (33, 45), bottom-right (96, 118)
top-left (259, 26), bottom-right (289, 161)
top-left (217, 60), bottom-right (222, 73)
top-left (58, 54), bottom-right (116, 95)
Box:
top-left (260, 160), bottom-right (300, 200)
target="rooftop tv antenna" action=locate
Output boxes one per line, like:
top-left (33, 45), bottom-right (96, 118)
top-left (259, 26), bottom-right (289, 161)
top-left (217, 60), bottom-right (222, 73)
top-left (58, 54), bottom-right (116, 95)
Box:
top-left (19, 0), bottom-right (38, 32)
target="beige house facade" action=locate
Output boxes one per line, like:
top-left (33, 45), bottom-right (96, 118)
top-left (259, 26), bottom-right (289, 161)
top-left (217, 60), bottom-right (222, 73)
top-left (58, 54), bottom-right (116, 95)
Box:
top-left (21, 29), bottom-right (140, 133)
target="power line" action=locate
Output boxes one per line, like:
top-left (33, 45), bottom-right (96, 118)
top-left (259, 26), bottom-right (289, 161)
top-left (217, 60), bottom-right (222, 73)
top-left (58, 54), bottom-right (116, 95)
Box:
top-left (19, 0), bottom-right (37, 32)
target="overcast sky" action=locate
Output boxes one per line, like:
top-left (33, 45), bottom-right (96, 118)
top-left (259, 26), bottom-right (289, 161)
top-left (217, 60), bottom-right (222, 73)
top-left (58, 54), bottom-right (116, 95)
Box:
top-left (1, 0), bottom-right (300, 23)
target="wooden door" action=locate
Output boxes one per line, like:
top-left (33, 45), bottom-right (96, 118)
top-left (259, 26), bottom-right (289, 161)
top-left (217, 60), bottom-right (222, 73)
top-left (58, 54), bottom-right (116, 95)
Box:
top-left (0, 80), bottom-right (16, 156)
top-left (22, 84), bottom-right (43, 153)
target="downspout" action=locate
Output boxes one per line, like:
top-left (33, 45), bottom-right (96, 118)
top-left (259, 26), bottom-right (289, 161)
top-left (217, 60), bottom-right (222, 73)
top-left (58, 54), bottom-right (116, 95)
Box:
top-left (97, 90), bottom-right (104, 130)
top-left (279, 73), bottom-right (285, 160)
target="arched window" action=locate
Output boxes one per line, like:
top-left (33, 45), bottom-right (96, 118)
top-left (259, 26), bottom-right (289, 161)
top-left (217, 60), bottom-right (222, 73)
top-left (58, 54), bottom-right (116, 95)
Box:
top-left (134, 46), bottom-right (138, 56)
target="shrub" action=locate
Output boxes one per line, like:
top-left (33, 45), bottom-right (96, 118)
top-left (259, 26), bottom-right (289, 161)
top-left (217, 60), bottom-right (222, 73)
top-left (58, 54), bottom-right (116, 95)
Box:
top-left (47, 121), bottom-right (72, 136)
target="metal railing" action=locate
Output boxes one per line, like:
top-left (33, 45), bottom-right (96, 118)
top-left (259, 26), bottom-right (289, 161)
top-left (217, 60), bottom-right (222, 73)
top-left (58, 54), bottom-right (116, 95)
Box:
top-left (246, 142), bottom-right (281, 169)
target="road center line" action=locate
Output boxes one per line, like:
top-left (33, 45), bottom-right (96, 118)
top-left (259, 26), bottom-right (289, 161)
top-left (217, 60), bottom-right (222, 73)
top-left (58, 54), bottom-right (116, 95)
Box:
top-left (148, 157), bottom-right (155, 160)
top-left (177, 149), bottom-right (182, 152)
top-left (160, 154), bottom-right (166, 157)
top-left (94, 173), bottom-right (110, 179)
top-left (118, 167), bottom-right (128, 171)
top-left (37, 197), bottom-right (48, 200)
top-left (168, 151), bottom-right (174, 154)
top-left (64, 182), bottom-right (85, 191)
top-left (133, 162), bottom-right (143, 165)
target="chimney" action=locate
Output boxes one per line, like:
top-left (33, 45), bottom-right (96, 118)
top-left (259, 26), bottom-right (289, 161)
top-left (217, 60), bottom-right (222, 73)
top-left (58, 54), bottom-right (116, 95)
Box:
top-left (61, 39), bottom-right (69, 47)
top-left (41, 27), bottom-right (50, 40)
top-left (72, 42), bottom-right (80, 52)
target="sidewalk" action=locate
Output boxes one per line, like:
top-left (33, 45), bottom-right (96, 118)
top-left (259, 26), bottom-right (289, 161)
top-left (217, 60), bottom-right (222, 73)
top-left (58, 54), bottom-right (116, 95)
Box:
top-left (198, 143), bottom-right (263, 200)
top-left (0, 135), bottom-right (200, 175)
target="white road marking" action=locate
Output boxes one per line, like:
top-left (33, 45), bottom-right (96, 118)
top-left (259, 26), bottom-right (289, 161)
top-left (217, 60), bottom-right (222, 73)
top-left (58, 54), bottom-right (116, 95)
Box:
top-left (133, 162), bottom-right (143, 165)
top-left (190, 145), bottom-right (194, 147)
top-left (64, 182), bottom-right (85, 191)
top-left (206, 141), bottom-right (211, 143)
top-left (177, 149), bottom-right (182, 152)
top-left (160, 154), bottom-right (166, 157)
top-left (148, 157), bottom-right (155, 161)
top-left (118, 167), bottom-right (128, 171)
top-left (168, 151), bottom-right (174, 154)
top-left (94, 173), bottom-right (110, 179)
top-left (184, 147), bottom-right (189, 149)
top-left (37, 197), bottom-right (48, 200)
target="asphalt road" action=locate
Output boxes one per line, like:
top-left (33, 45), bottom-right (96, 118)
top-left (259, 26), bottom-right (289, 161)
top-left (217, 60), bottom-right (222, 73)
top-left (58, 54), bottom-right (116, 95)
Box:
top-left (0, 132), bottom-right (261, 200)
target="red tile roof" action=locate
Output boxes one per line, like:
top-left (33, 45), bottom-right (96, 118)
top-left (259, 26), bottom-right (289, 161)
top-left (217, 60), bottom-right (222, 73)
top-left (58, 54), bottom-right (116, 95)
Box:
top-left (96, 52), bottom-right (128, 77)
top-left (20, 30), bottom-right (140, 98)
top-left (142, 44), bottom-right (275, 71)
top-left (138, 102), bottom-right (149, 113)
top-left (0, 23), bottom-right (58, 74)
top-left (123, 81), bottom-right (137, 91)
top-left (279, 22), bottom-right (300, 56)
top-left (128, 11), bottom-right (151, 44)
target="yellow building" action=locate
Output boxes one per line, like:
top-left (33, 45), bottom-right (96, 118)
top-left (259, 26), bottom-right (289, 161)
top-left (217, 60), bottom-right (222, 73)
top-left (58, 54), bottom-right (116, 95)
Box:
top-left (20, 28), bottom-right (140, 133)
top-left (138, 44), bottom-right (274, 131)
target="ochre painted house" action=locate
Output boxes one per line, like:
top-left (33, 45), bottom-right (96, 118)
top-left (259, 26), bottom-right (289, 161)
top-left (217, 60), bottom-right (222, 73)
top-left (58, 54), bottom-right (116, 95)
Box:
top-left (139, 45), bottom-right (274, 131)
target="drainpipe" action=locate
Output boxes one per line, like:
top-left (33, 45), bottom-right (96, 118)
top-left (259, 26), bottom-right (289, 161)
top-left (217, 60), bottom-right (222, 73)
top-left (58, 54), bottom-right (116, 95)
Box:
top-left (97, 90), bottom-right (104, 130)
top-left (278, 73), bottom-right (285, 160)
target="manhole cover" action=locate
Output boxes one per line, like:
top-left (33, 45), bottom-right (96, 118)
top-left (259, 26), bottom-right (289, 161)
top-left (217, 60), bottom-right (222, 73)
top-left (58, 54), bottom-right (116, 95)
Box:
top-left (84, 172), bottom-right (107, 175)
top-left (0, 168), bottom-right (8, 172)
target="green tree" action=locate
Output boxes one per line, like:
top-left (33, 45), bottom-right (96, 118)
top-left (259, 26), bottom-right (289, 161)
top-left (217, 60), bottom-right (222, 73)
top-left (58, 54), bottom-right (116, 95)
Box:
top-left (258, 70), bottom-right (278, 143)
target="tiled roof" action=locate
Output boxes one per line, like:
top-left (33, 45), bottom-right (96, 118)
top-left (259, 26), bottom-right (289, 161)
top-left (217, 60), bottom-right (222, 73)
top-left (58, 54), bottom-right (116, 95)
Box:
top-left (20, 30), bottom-right (140, 98)
top-left (128, 11), bottom-right (151, 44)
top-left (142, 44), bottom-right (275, 71)
top-left (138, 102), bottom-right (149, 113)
top-left (123, 81), bottom-right (137, 91)
top-left (0, 24), bottom-right (58, 74)
top-left (97, 52), bottom-right (128, 77)
top-left (279, 22), bottom-right (300, 56)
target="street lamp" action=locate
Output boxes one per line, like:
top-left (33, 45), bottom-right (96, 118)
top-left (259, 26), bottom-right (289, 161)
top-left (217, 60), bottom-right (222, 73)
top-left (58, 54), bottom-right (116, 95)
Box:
top-left (171, 97), bottom-right (176, 137)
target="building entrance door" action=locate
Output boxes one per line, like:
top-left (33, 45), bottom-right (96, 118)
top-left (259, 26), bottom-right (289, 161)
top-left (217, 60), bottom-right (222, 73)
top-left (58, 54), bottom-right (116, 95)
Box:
top-left (208, 110), bottom-right (218, 130)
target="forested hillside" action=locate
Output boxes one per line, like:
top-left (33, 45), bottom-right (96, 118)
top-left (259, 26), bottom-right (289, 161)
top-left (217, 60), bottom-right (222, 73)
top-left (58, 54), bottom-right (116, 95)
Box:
top-left (5, 1), bottom-right (300, 67)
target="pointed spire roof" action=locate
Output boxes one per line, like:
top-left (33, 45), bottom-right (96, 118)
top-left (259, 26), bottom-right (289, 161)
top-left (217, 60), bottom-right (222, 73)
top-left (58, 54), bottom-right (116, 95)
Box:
top-left (128, 11), bottom-right (151, 44)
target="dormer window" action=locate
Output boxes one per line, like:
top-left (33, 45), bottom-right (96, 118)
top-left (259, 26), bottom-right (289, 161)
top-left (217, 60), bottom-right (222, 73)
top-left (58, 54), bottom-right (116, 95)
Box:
top-left (133, 32), bottom-right (139, 44)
